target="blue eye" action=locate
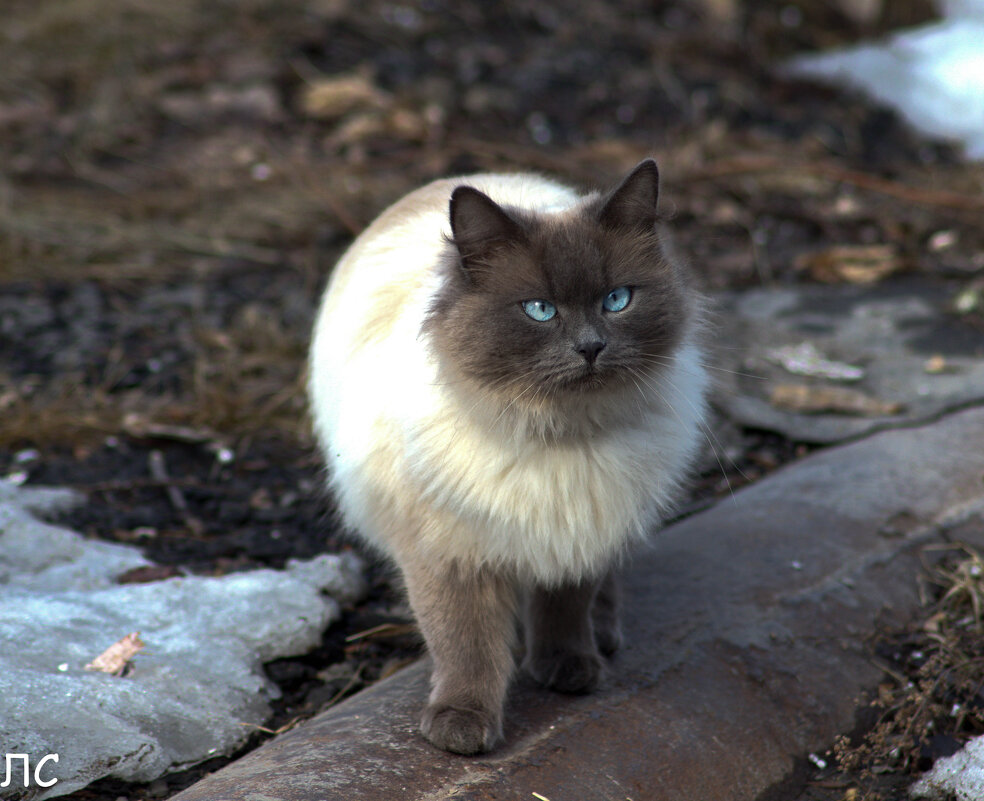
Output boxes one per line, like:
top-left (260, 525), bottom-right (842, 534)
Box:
top-left (521, 299), bottom-right (557, 322)
top-left (603, 287), bottom-right (631, 312)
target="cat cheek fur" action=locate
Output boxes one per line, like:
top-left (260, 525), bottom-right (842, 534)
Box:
top-left (308, 161), bottom-right (709, 754)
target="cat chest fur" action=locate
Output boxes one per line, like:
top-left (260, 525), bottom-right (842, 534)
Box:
top-left (399, 377), bottom-right (703, 581)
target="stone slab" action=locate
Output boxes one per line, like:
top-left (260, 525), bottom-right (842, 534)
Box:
top-left (0, 478), bottom-right (151, 591)
top-left (714, 279), bottom-right (984, 443)
top-left (171, 406), bottom-right (984, 801)
top-left (0, 480), bottom-right (368, 799)
top-left (912, 734), bottom-right (984, 800)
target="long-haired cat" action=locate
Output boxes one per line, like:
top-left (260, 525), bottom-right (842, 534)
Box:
top-left (308, 159), bottom-right (708, 754)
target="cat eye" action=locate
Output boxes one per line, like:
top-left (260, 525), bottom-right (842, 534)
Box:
top-left (521, 299), bottom-right (557, 322)
top-left (603, 286), bottom-right (632, 312)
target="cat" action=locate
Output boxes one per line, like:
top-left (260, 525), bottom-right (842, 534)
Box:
top-left (308, 159), bottom-right (708, 754)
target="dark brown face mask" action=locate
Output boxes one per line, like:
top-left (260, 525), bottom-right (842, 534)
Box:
top-left (426, 159), bottom-right (690, 400)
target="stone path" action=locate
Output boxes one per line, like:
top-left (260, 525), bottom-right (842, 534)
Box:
top-left (169, 406), bottom-right (984, 801)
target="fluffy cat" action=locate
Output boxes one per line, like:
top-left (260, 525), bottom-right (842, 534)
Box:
top-left (308, 159), bottom-right (708, 754)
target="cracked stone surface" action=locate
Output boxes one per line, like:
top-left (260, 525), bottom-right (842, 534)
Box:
top-left (713, 278), bottom-right (984, 443)
top-left (0, 480), bottom-right (366, 800)
top-left (169, 406), bottom-right (984, 801)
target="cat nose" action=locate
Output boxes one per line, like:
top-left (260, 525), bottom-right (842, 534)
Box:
top-left (576, 339), bottom-right (606, 364)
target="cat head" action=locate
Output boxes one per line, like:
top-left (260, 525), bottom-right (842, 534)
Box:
top-left (427, 160), bottom-right (693, 406)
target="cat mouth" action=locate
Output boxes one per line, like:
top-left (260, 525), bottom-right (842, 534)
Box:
top-left (550, 363), bottom-right (616, 392)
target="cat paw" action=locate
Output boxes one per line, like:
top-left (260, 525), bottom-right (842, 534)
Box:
top-left (526, 650), bottom-right (603, 694)
top-left (421, 704), bottom-right (500, 755)
top-left (594, 621), bottom-right (623, 657)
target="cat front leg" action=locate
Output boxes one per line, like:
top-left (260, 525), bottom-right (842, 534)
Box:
top-left (523, 574), bottom-right (606, 694)
top-left (401, 554), bottom-right (516, 755)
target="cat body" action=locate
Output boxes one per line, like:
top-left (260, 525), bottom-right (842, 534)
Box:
top-left (308, 161), bottom-right (708, 754)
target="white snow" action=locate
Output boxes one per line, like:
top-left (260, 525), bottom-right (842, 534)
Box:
top-left (787, 0), bottom-right (984, 158)
top-left (911, 734), bottom-right (984, 800)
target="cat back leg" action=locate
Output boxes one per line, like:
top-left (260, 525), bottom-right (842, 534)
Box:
top-left (592, 566), bottom-right (623, 657)
top-left (524, 575), bottom-right (604, 694)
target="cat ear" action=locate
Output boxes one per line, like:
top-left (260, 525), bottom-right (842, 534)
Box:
top-left (597, 159), bottom-right (660, 232)
top-left (449, 186), bottom-right (524, 272)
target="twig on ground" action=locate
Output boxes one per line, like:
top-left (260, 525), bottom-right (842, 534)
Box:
top-left (148, 449), bottom-right (205, 535)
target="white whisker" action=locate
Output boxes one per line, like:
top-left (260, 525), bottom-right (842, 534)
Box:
top-left (628, 364), bottom-right (741, 504)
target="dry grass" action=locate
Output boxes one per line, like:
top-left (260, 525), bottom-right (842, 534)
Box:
top-left (0, 301), bottom-right (311, 450)
top-left (829, 544), bottom-right (984, 800)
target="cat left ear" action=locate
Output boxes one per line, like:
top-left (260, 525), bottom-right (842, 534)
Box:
top-left (449, 186), bottom-right (524, 272)
top-left (597, 159), bottom-right (659, 232)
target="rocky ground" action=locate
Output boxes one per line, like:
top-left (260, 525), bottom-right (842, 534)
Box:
top-left (1, 0), bottom-right (983, 799)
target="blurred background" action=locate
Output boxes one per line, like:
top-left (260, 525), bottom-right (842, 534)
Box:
top-left (2, 0), bottom-right (981, 461)
top-left (2, 2), bottom-right (984, 798)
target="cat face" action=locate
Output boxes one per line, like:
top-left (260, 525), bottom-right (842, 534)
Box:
top-left (427, 160), bottom-right (690, 402)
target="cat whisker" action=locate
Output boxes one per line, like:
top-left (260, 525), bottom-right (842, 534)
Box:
top-left (640, 352), bottom-right (766, 381)
top-left (627, 365), bottom-right (741, 504)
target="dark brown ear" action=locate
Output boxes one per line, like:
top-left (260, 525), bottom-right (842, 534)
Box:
top-left (597, 159), bottom-right (659, 232)
top-left (449, 186), bottom-right (524, 273)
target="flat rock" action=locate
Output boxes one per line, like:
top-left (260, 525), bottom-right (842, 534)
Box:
top-left (0, 479), bottom-right (151, 591)
top-left (714, 279), bottom-right (984, 443)
top-left (912, 734), bottom-right (984, 800)
top-left (0, 481), bottom-right (367, 800)
top-left (170, 406), bottom-right (984, 801)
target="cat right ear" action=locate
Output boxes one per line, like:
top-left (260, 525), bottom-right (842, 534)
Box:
top-left (597, 159), bottom-right (660, 232)
top-left (449, 186), bottom-right (524, 274)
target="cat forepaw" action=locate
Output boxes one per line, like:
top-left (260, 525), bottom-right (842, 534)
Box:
top-left (421, 704), bottom-right (501, 755)
top-left (526, 650), bottom-right (603, 694)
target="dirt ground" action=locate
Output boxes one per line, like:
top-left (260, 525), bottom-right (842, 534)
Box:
top-left (3, 1), bottom-right (984, 799)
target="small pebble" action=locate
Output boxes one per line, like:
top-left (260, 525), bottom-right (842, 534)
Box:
top-left (5, 470), bottom-right (28, 486)
top-left (14, 448), bottom-right (40, 464)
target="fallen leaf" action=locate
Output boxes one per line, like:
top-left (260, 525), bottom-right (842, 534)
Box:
top-left (954, 279), bottom-right (984, 314)
top-left (85, 632), bottom-right (145, 675)
top-left (116, 565), bottom-right (182, 584)
top-left (299, 73), bottom-right (390, 121)
top-left (925, 354), bottom-right (948, 374)
top-left (769, 383), bottom-right (903, 416)
top-left (794, 244), bottom-right (900, 285)
top-left (767, 343), bottom-right (865, 382)
top-left (833, 0), bottom-right (882, 25)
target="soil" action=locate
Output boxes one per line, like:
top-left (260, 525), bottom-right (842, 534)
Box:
top-left (3, 1), bottom-right (984, 799)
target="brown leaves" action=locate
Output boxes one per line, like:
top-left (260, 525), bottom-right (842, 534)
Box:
top-left (298, 73), bottom-right (390, 121)
top-left (769, 383), bottom-right (904, 416)
top-left (795, 244), bottom-right (901, 285)
top-left (85, 632), bottom-right (145, 676)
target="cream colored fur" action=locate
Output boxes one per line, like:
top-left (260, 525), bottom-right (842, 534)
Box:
top-left (308, 173), bottom-right (708, 585)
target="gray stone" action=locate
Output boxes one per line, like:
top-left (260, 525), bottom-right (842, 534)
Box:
top-left (169, 406), bottom-right (984, 801)
top-left (0, 478), bottom-right (152, 592)
top-left (0, 482), bottom-right (367, 800)
top-left (713, 280), bottom-right (984, 443)
top-left (912, 735), bottom-right (984, 800)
